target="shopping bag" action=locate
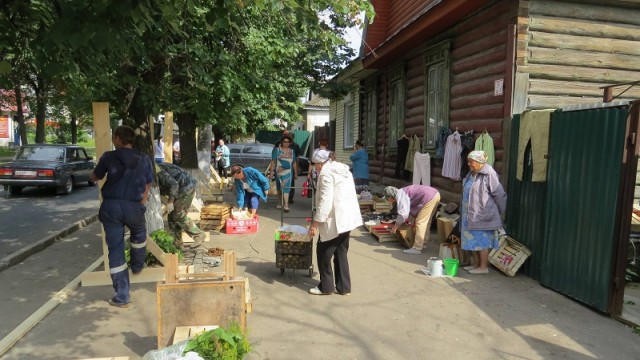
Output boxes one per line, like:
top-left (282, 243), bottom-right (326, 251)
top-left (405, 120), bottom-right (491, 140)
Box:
top-left (438, 235), bottom-right (470, 266)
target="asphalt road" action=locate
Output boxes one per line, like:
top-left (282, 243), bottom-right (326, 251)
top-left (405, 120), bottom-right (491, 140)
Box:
top-left (0, 183), bottom-right (100, 258)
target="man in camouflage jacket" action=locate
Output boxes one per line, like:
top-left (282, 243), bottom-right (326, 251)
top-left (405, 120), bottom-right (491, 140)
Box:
top-left (157, 162), bottom-right (207, 248)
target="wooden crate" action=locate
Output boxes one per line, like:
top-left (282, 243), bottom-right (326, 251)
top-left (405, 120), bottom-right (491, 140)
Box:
top-left (489, 236), bottom-right (531, 277)
top-left (373, 200), bottom-right (392, 213)
top-left (370, 225), bottom-right (398, 243)
top-left (200, 203), bottom-right (231, 231)
top-left (358, 200), bottom-right (374, 213)
top-left (172, 325), bottom-right (219, 345)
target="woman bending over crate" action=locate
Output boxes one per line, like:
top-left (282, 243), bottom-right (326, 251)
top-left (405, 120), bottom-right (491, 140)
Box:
top-left (230, 165), bottom-right (270, 218)
top-left (460, 151), bottom-right (507, 275)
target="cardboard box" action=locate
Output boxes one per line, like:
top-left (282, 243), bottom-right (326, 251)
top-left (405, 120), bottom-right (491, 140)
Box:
top-left (437, 217), bottom-right (454, 243)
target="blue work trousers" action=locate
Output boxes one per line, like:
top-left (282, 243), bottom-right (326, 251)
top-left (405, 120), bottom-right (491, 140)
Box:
top-left (99, 199), bottom-right (147, 304)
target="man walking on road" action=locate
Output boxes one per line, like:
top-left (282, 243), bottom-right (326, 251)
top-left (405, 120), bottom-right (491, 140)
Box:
top-left (91, 125), bottom-right (154, 308)
top-left (157, 162), bottom-right (207, 248)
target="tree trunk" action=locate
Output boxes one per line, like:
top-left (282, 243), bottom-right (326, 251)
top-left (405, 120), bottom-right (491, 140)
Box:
top-left (129, 100), bottom-right (164, 234)
top-left (176, 113), bottom-right (198, 169)
top-left (35, 90), bottom-right (46, 143)
top-left (14, 85), bottom-right (27, 145)
top-left (70, 113), bottom-right (78, 144)
top-left (198, 124), bottom-right (212, 178)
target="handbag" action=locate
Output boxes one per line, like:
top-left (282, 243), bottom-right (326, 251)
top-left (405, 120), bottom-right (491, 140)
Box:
top-left (438, 235), bottom-right (470, 266)
top-left (218, 157), bottom-right (227, 168)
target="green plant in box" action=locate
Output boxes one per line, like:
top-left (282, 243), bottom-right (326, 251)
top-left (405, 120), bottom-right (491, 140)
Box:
top-left (183, 323), bottom-right (251, 359)
top-left (125, 229), bottom-right (183, 266)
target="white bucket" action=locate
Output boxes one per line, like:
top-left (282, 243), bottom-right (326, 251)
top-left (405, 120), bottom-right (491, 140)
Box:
top-left (427, 257), bottom-right (443, 277)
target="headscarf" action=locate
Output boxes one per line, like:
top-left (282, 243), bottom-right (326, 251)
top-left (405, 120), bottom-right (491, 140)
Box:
top-left (384, 186), bottom-right (399, 200)
top-left (467, 150), bottom-right (487, 164)
top-left (311, 149), bottom-right (331, 164)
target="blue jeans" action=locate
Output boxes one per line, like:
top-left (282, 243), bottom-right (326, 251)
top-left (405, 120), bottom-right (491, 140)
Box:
top-left (99, 199), bottom-right (147, 304)
top-left (244, 191), bottom-right (260, 210)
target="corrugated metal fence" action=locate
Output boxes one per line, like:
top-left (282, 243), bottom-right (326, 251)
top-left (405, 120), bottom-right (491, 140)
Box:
top-left (506, 105), bottom-right (634, 313)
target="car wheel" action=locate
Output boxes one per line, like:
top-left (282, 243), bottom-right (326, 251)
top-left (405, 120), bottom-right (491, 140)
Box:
top-left (9, 186), bottom-right (23, 195)
top-left (58, 177), bottom-right (73, 195)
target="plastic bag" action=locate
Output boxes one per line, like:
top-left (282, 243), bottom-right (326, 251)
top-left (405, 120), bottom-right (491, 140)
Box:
top-left (142, 340), bottom-right (189, 360)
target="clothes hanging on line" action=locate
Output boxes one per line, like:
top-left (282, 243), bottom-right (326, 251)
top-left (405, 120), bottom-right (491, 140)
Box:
top-left (517, 110), bottom-right (553, 182)
top-left (459, 131), bottom-right (475, 179)
top-left (405, 134), bottom-right (421, 172)
top-left (412, 152), bottom-right (431, 186)
top-left (442, 131), bottom-right (462, 180)
top-left (435, 127), bottom-right (452, 159)
top-left (474, 132), bottom-right (495, 166)
top-left (396, 135), bottom-right (410, 179)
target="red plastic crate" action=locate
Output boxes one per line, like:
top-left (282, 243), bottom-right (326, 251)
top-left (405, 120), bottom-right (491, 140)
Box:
top-left (225, 215), bottom-right (259, 234)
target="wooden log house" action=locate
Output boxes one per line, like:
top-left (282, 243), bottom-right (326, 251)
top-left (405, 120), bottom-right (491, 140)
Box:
top-left (330, 0), bottom-right (640, 202)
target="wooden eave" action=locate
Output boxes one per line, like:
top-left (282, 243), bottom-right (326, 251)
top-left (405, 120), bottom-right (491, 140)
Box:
top-left (363, 0), bottom-right (492, 69)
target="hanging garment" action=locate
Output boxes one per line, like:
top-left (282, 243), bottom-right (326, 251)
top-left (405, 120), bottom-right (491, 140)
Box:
top-left (396, 136), bottom-right (410, 178)
top-left (459, 131), bottom-right (475, 180)
top-left (474, 132), bottom-right (495, 166)
top-left (412, 152), bottom-right (431, 186)
top-left (517, 110), bottom-right (552, 182)
top-left (442, 131), bottom-right (462, 180)
top-left (405, 134), bottom-right (421, 172)
top-left (435, 127), bottom-right (452, 159)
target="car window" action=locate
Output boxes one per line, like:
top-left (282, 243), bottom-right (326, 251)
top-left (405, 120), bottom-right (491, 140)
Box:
top-left (229, 146), bottom-right (242, 154)
top-left (16, 146), bottom-right (65, 161)
top-left (261, 145), bottom-right (274, 155)
top-left (66, 149), bottom-right (80, 161)
top-left (243, 146), bottom-right (261, 155)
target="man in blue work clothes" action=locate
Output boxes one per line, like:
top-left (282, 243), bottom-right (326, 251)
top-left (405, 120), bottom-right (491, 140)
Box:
top-left (91, 125), bottom-right (154, 308)
top-left (157, 162), bottom-right (207, 248)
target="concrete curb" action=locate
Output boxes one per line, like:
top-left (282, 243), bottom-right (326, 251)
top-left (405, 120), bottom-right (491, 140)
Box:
top-left (0, 213), bottom-right (99, 272)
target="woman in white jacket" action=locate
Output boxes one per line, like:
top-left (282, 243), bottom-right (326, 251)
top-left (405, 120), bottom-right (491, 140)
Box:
top-left (307, 149), bottom-right (362, 295)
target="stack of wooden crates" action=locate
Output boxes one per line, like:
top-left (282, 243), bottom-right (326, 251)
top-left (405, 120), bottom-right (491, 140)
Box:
top-left (199, 203), bottom-right (231, 232)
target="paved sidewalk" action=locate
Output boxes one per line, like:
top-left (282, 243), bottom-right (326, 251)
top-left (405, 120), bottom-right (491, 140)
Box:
top-left (1, 182), bottom-right (640, 359)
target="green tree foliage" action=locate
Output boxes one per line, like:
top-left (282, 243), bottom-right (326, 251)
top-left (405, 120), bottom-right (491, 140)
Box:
top-left (1, 0), bottom-right (373, 154)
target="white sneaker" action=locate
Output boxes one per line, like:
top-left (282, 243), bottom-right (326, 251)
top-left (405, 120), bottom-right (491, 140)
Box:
top-left (402, 248), bottom-right (422, 255)
top-left (309, 286), bottom-right (331, 295)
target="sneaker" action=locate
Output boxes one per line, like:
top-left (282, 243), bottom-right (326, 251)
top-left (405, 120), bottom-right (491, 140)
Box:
top-left (463, 266), bottom-right (476, 271)
top-left (276, 205), bottom-right (282, 209)
top-left (309, 286), bottom-right (331, 295)
top-left (468, 268), bottom-right (489, 275)
top-left (336, 291), bottom-right (351, 296)
top-left (402, 248), bottom-right (422, 255)
top-left (108, 299), bottom-right (129, 308)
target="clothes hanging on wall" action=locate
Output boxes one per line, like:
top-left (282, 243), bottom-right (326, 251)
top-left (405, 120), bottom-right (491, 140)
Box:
top-left (435, 127), bottom-right (452, 159)
top-left (459, 131), bottom-right (476, 179)
top-left (412, 152), bottom-right (431, 186)
top-left (442, 131), bottom-right (462, 180)
top-left (474, 132), bottom-right (495, 166)
top-left (517, 110), bottom-right (553, 182)
top-left (404, 134), bottom-right (421, 172)
top-left (396, 135), bottom-right (410, 179)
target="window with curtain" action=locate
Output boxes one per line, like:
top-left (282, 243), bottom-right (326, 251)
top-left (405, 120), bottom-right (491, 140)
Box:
top-left (364, 80), bottom-right (377, 152)
top-left (344, 102), bottom-right (354, 148)
top-left (424, 41), bottom-right (451, 150)
top-left (388, 65), bottom-right (405, 150)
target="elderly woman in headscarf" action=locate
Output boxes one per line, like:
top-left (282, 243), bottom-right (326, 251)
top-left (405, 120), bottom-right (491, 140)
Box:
top-left (384, 185), bottom-right (440, 254)
top-left (307, 149), bottom-right (362, 296)
top-left (461, 150), bottom-right (507, 274)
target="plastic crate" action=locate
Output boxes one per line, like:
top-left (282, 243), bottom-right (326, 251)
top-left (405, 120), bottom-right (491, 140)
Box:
top-left (225, 215), bottom-right (259, 234)
top-left (489, 236), bottom-right (531, 277)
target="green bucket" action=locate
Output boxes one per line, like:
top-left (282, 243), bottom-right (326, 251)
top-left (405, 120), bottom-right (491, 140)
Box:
top-left (443, 258), bottom-right (459, 277)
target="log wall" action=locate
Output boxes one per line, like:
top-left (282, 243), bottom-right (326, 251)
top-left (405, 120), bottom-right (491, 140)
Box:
top-left (519, 0), bottom-right (640, 108)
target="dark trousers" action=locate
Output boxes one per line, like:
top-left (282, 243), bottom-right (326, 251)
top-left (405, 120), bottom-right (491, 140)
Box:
top-left (316, 231), bottom-right (351, 294)
top-left (99, 199), bottom-right (147, 304)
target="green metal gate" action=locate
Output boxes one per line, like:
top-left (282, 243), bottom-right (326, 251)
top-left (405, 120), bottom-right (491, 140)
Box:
top-left (541, 107), bottom-right (629, 311)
